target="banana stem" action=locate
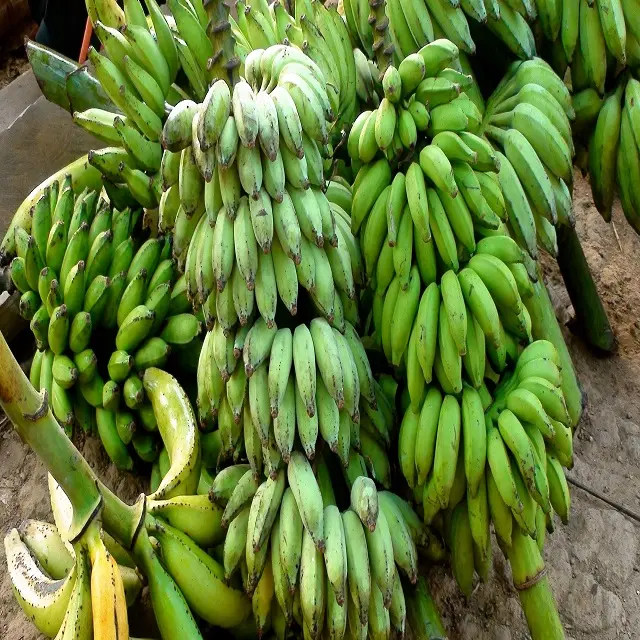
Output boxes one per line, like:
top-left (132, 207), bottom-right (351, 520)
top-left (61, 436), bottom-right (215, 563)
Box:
top-left (0, 329), bottom-right (101, 540)
top-left (205, 0), bottom-right (241, 87)
top-left (0, 331), bottom-right (145, 546)
top-left (525, 271), bottom-right (584, 428)
top-left (405, 576), bottom-right (447, 639)
top-left (484, 124), bottom-right (507, 144)
top-left (368, 0), bottom-right (394, 79)
top-left (555, 224), bottom-right (615, 353)
top-left (99, 482), bottom-right (146, 549)
top-left (507, 527), bottom-right (565, 640)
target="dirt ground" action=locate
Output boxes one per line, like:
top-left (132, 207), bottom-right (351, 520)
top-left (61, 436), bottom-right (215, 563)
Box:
top-left (0, 21), bottom-right (33, 92)
top-left (0, 173), bottom-right (639, 639)
top-left (0, 52), bottom-right (30, 92)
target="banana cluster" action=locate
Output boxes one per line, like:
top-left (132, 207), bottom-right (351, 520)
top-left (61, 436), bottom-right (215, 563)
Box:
top-left (11, 183), bottom-right (202, 470)
top-left (396, 339), bottom-right (573, 596)
top-left (86, 0), bottom-right (238, 100)
top-left (195, 316), bottom-right (398, 473)
top-left (483, 57), bottom-right (576, 257)
top-left (74, 0), bottom-right (243, 212)
top-left (76, 0), bottom-right (181, 207)
top-left (375, 235), bottom-right (536, 416)
top-left (4, 515), bottom-right (140, 640)
top-left (343, 0), bottom-right (539, 62)
top-left (348, 40), bottom-right (485, 168)
top-left (231, 0), bottom-right (359, 134)
top-left (157, 45), bottom-right (364, 329)
top-left (214, 457), bottom-right (437, 639)
top-left (553, 0), bottom-right (640, 93)
top-left (572, 75), bottom-right (640, 233)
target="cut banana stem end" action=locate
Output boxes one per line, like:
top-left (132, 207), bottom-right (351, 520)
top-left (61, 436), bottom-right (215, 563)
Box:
top-left (507, 527), bottom-right (564, 640)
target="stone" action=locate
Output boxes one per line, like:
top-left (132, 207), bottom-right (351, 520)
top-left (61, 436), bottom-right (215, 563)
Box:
top-left (563, 572), bottom-right (625, 633)
top-left (591, 405), bottom-right (620, 448)
top-left (570, 508), bottom-right (639, 591)
top-left (618, 419), bottom-right (640, 464)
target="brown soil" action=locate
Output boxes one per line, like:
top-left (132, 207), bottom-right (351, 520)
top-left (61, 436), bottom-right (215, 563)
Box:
top-left (1, 173), bottom-right (639, 639)
top-left (0, 52), bottom-right (30, 92)
top-left (0, 16), bottom-right (34, 92)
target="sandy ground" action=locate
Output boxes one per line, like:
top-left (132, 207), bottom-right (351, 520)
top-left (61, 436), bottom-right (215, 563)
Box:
top-left (1, 173), bottom-right (639, 638)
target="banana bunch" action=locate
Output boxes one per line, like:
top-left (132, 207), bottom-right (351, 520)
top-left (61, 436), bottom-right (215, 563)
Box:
top-left (4, 512), bottom-right (141, 640)
top-left (74, 0), bottom-right (244, 211)
top-left (348, 39), bottom-right (487, 169)
top-left (371, 233), bottom-right (536, 419)
top-left (74, 0), bottom-right (180, 207)
top-left (86, 0), bottom-right (239, 99)
top-left (341, 0), bottom-right (539, 62)
top-left (10, 182), bottom-right (203, 470)
top-left (482, 57), bottom-right (576, 256)
top-left (548, 0), bottom-right (640, 93)
top-left (159, 45), bottom-right (364, 328)
top-left (397, 339), bottom-right (573, 596)
top-left (215, 454), bottom-right (437, 639)
top-left (571, 74), bottom-right (640, 233)
top-left (195, 316), bottom-right (397, 469)
top-left (231, 0), bottom-right (359, 133)
top-left (44, 372), bottom-right (250, 638)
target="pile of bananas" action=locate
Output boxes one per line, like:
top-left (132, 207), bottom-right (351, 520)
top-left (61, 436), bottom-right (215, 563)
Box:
top-left (10, 182), bottom-right (202, 470)
top-left (397, 339), bottom-right (573, 594)
top-left (5, 347), bottom-right (452, 640)
top-left (0, 0), bottom-right (597, 635)
top-left (212, 457), bottom-right (440, 638)
top-left (482, 57), bottom-right (575, 256)
top-left (572, 74), bottom-right (640, 232)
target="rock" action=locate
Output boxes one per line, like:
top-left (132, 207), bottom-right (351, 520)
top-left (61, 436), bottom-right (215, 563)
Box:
top-left (618, 419), bottom-right (640, 464)
top-left (591, 405), bottom-right (620, 448)
top-left (563, 572), bottom-right (625, 633)
top-left (570, 508), bottom-right (639, 591)
top-left (545, 542), bottom-right (573, 604)
top-left (457, 615), bottom-right (512, 640)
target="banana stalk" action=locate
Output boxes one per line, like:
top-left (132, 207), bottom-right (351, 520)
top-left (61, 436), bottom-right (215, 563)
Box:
top-left (506, 527), bottom-right (565, 640)
top-left (98, 482), bottom-right (146, 549)
top-left (368, 0), bottom-right (394, 78)
top-left (0, 331), bottom-right (144, 545)
top-left (205, 0), bottom-right (241, 86)
top-left (555, 225), bottom-right (614, 353)
top-left (0, 329), bottom-right (101, 540)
